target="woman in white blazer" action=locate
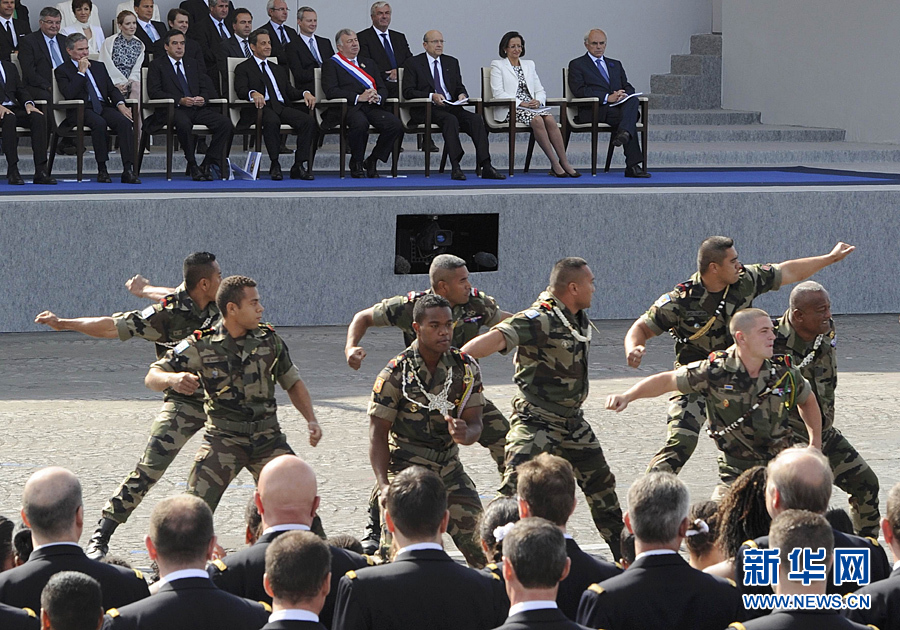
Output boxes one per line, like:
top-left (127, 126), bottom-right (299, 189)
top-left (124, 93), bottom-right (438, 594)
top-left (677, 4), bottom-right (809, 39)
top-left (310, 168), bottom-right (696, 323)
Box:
top-left (60, 0), bottom-right (105, 55)
top-left (490, 31), bottom-right (579, 177)
top-left (99, 11), bottom-right (144, 100)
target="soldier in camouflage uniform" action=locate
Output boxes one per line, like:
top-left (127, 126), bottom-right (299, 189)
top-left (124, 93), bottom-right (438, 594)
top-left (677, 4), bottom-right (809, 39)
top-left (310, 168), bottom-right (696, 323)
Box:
top-left (774, 281), bottom-right (880, 536)
top-left (347, 254), bottom-right (512, 551)
top-left (368, 294), bottom-right (487, 567)
top-left (33, 252), bottom-right (222, 558)
top-left (609, 308), bottom-right (823, 497)
top-left (623, 237), bottom-right (854, 475)
top-left (463, 257), bottom-right (624, 559)
top-left (146, 275), bottom-right (323, 512)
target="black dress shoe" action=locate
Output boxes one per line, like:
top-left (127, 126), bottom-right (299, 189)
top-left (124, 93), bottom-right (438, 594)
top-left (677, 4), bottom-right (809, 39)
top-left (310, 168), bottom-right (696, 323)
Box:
top-left (97, 169), bottom-right (112, 184)
top-left (624, 164), bottom-right (651, 178)
top-left (270, 163), bottom-right (283, 181)
top-left (613, 130), bottom-right (631, 147)
top-left (548, 168), bottom-right (568, 178)
top-left (480, 164), bottom-right (506, 180)
top-left (417, 134), bottom-right (439, 153)
top-left (121, 168), bottom-right (142, 184)
top-left (33, 170), bottom-right (57, 185)
top-left (349, 159), bottom-right (366, 178)
top-left (199, 163), bottom-right (215, 181)
top-left (565, 169), bottom-right (582, 178)
top-left (363, 155), bottom-right (380, 178)
top-left (189, 164), bottom-right (205, 181)
top-left (7, 167), bottom-right (24, 185)
top-left (290, 163), bottom-right (315, 180)
top-left (451, 167), bottom-right (466, 181)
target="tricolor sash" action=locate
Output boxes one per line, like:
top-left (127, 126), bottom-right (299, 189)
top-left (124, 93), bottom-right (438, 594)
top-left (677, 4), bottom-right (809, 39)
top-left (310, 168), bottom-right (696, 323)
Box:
top-left (333, 53), bottom-right (376, 90)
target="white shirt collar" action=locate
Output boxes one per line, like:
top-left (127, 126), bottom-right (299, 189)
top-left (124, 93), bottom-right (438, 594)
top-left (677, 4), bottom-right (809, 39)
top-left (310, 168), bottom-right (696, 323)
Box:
top-left (396, 542), bottom-right (442, 555)
top-left (427, 52), bottom-right (441, 62)
top-left (137, 18), bottom-right (152, 28)
top-left (168, 54), bottom-right (185, 69)
top-left (33, 541), bottom-right (81, 552)
top-left (211, 15), bottom-right (225, 28)
top-left (893, 560), bottom-right (900, 571)
top-left (373, 26), bottom-right (388, 34)
top-left (1, 16), bottom-right (12, 25)
top-left (157, 568), bottom-right (210, 586)
top-left (508, 601), bottom-right (557, 617)
top-left (270, 20), bottom-right (285, 30)
top-left (269, 610), bottom-right (320, 623)
top-left (635, 549), bottom-right (678, 561)
top-left (262, 523), bottom-right (311, 536)
top-left (588, 52), bottom-right (605, 63)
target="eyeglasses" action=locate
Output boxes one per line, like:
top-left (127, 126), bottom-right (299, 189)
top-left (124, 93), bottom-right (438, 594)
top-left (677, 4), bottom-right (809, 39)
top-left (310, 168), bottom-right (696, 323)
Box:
top-left (427, 39), bottom-right (444, 44)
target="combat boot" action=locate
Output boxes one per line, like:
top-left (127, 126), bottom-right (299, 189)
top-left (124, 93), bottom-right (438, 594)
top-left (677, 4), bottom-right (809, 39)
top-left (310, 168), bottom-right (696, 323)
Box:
top-left (85, 517), bottom-right (119, 560)
top-left (606, 533), bottom-right (624, 564)
top-left (360, 501), bottom-right (381, 556)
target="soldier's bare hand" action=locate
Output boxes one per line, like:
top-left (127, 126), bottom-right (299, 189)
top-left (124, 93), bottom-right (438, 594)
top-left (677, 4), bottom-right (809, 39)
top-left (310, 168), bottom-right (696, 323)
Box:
top-left (445, 415), bottom-right (468, 443)
top-left (829, 242), bottom-right (855, 262)
top-left (125, 274), bottom-right (149, 298)
top-left (34, 310), bottom-right (63, 330)
top-left (307, 421), bottom-right (322, 446)
top-left (168, 372), bottom-right (200, 395)
top-left (211, 542), bottom-right (226, 560)
top-left (605, 395), bottom-right (629, 412)
top-left (346, 346), bottom-right (366, 370)
top-left (627, 346), bottom-right (645, 368)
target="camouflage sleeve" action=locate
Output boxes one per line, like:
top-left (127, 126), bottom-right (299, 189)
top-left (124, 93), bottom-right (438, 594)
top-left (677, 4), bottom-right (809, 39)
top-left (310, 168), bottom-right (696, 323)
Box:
top-left (271, 333), bottom-right (301, 391)
top-left (370, 295), bottom-right (413, 330)
top-left (640, 291), bottom-right (681, 335)
top-left (112, 302), bottom-right (171, 342)
top-left (367, 366), bottom-right (401, 423)
top-left (791, 369), bottom-right (812, 406)
top-left (492, 309), bottom-right (547, 356)
top-left (150, 341), bottom-right (200, 374)
top-left (742, 263), bottom-right (783, 297)
top-left (463, 358), bottom-right (485, 409)
top-left (479, 292), bottom-right (505, 328)
top-left (674, 360), bottom-right (711, 395)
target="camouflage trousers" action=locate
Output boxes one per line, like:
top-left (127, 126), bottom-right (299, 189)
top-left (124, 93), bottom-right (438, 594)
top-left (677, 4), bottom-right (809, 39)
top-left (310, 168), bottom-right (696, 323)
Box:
top-left (102, 398), bottom-right (207, 524)
top-left (479, 398), bottom-right (510, 474)
top-left (380, 445), bottom-right (485, 568)
top-left (646, 392), bottom-right (706, 474)
top-left (499, 396), bottom-right (623, 547)
top-left (713, 452), bottom-right (772, 501)
top-left (187, 426), bottom-right (294, 512)
top-left (790, 424), bottom-right (881, 537)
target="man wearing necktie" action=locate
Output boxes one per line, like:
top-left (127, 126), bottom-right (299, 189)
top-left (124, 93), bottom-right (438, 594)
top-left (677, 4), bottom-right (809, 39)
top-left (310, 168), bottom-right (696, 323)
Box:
top-left (0, 54), bottom-right (56, 185)
top-left (194, 0), bottom-right (232, 94)
top-left (567, 29), bottom-right (650, 178)
top-left (235, 28), bottom-right (315, 181)
top-left (263, 0), bottom-right (296, 67)
top-left (133, 0), bottom-right (166, 66)
top-left (0, 0), bottom-right (29, 61)
top-left (55, 33), bottom-right (140, 183)
top-left (284, 6), bottom-right (333, 96)
top-left (357, 2), bottom-right (411, 101)
top-left (217, 8), bottom-right (253, 93)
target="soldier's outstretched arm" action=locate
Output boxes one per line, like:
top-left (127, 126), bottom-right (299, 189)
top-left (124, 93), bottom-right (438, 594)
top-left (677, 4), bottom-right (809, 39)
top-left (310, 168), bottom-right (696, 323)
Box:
top-left (797, 392), bottom-right (823, 449)
top-left (345, 307), bottom-right (375, 370)
top-left (778, 242), bottom-right (855, 286)
top-left (460, 329), bottom-right (507, 359)
top-left (144, 366), bottom-right (199, 394)
top-left (286, 378), bottom-right (322, 446)
top-left (606, 371), bottom-right (679, 412)
top-left (496, 309), bottom-right (514, 322)
top-left (126, 275), bottom-right (176, 301)
top-left (624, 319), bottom-right (659, 368)
top-left (368, 416), bottom-right (392, 496)
top-left (33, 311), bottom-right (118, 338)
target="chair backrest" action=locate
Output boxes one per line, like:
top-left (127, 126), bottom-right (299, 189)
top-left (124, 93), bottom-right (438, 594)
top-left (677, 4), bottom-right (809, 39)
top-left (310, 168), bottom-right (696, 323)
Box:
top-left (51, 72), bottom-right (68, 127)
top-left (313, 66), bottom-right (327, 127)
top-left (140, 65), bottom-right (153, 119)
top-left (9, 51), bottom-right (20, 77)
top-left (481, 65), bottom-right (514, 130)
top-left (396, 66), bottom-right (412, 126)
top-left (561, 67), bottom-right (580, 126)
top-left (226, 56), bottom-right (243, 126)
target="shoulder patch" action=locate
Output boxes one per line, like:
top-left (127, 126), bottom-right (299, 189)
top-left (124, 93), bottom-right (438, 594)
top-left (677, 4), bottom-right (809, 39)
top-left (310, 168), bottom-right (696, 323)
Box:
top-left (107, 608), bottom-right (120, 618)
top-left (364, 555), bottom-right (375, 566)
top-left (140, 304), bottom-right (157, 319)
top-left (487, 563), bottom-right (498, 570)
top-left (772, 354), bottom-right (792, 368)
top-left (654, 294), bottom-right (672, 308)
top-left (490, 572), bottom-right (500, 581)
top-left (133, 568), bottom-right (143, 580)
top-left (387, 352), bottom-right (407, 369)
top-left (615, 561), bottom-right (623, 570)
top-left (742, 539), bottom-right (759, 549)
top-left (22, 607), bottom-right (36, 618)
top-left (470, 287), bottom-right (484, 298)
top-left (258, 322), bottom-right (276, 333)
top-left (406, 290), bottom-right (427, 302)
top-left (708, 350), bottom-right (727, 362)
top-left (373, 377), bottom-right (385, 394)
top-left (675, 280), bottom-right (694, 295)
top-left (728, 623), bottom-right (746, 630)
top-left (346, 569), bottom-right (358, 580)
top-left (725, 578), bottom-right (737, 588)
top-left (212, 559), bottom-right (228, 571)
top-left (524, 309), bottom-right (540, 319)
top-left (588, 583), bottom-right (605, 595)
top-left (174, 339), bottom-right (191, 354)
top-left (259, 601), bottom-right (272, 613)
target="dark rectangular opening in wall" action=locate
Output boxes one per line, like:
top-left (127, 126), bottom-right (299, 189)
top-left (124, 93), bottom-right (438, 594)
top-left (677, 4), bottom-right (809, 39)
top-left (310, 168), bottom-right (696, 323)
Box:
top-left (395, 214), bottom-right (499, 275)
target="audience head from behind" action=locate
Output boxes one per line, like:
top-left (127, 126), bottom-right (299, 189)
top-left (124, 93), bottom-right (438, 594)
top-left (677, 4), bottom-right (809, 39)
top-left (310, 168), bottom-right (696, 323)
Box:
top-left (824, 507), bottom-right (854, 536)
top-left (264, 530), bottom-right (331, 617)
top-left (880, 482), bottom-right (900, 563)
top-left (501, 518), bottom-right (570, 607)
top-left (625, 471), bottom-right (690, 553)
top-left (327, 534), bottom-right (364, 555)
top-left (766, 446), bottom-right (832, 518)
top-left (769, 510), bottom-right (834, 595)
top-left (685, 500), bottom-right (723, 570)
top-left (244, 493), bottom-right (262, 546)
top-left (478, 496), bottom-right (520, 565)
top-left (0, 515), bottom-right (14, 572)
top-left (40, 571), bottom-right (103, 630)
top-left (715, 465), bottom-right (770, 561)
top-left (384, 466), bottom-right (448, 548)
top-left (21, 467), bottom-right (84, 547)
top-left (146, 495), bottom-right (215, 576)
top-left (516, 453), bottom-right (576, 529)
top-left (619, 527), bottom-right (635, 569)
top-left (255, 455), bottom-right (320, 531)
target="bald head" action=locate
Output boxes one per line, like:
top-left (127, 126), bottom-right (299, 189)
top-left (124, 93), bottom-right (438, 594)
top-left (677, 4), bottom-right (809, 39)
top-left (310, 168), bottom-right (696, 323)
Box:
top-left (22, 467), bottom-right (82, 541)
top-left (766, 447), bottom-right (833, 517)
top-left (789, 281), bottom-right (828, 310)
top-left (256, 455), bottom-right (319, 528)
top-left (729, 308), bottom-right (769, 336)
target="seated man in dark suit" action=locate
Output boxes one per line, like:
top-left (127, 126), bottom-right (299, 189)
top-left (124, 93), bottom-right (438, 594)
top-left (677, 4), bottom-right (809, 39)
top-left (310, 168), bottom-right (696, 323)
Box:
top-left (40, 572), bottom-right (103, 630)
top-left (104, 495), bottom-right (270, 630)
top-left (576, 472), bottom-right (743, 630)
top-left (402, 29), bottom-right (504, 181)
top-left (146, 29), bottom-right (233, 180)
top-left (189, 0), bottom-right (231, 94)
top-left (567, 28), bottom-right (649, 178)
top-left (497, 518), bottom-right (588, 630)
top-left (357, 2), bottom-right (410, 100)
top-left (332, 467), bottom-right (508, 630)
top-left (261, 531), bottom-right (330, 630)
top-left (166, 8), bottom-right (205, 70)
top-left (217, 7), bottom-right (252, 89)
top-left (55, 33), bottom-right (140, 184)
top-left (284, 6), bottom-right (331, 95)
top-left (517, 454), bottom-right (621, 620)
top-left (16, 7), bottom-right (67, 102)
top-left (0, 0), bottom-right (30, 61)
top-left (234, 28), bottom-right (315, 180)
top-left (132, 0), bottom-right (166, 66)
top-left (0, 54), bottom-right (55, 184)
top-left (209, 456), bottom-right (369, 628)
top-left (0, 467), bottom-right (149, 613)
top-left (179, 0), bottom-right (233, 31)
top-left (321, 28), bottom-right (402, 178)
top-left (262, 0), bottom-right (295, 66)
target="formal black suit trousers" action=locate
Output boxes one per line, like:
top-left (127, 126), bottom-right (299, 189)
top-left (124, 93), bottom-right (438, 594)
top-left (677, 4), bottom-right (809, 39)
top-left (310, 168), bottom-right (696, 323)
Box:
top-left (429, 105), bottom-right (490, 166)
top-left (1, 107), bottom-right (48, 167)
top-left (345, 103), bottom-right (402, 162)
top-left (259, 102), bottom-right (313, 163)
top-left (577, 96), bottom-right (642, 167)
top-left (82, 106), bottom-right (134, 167)
top-left (171, 106), bottom-right (233, 166)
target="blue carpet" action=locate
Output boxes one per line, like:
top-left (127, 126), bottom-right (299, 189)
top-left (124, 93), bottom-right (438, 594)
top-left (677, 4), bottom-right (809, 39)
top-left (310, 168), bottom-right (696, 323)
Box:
top-left (3, 166), bottom-right (898, 195)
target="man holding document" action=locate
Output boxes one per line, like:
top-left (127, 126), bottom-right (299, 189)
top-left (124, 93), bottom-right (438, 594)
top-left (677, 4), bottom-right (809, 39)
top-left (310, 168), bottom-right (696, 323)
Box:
top-left (402, 29), bottom-right (505, 181)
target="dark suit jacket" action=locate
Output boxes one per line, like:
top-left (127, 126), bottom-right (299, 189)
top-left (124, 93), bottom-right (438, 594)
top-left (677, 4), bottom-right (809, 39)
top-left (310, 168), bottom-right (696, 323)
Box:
top-left (567, 53), bottom-right (634, 121)
top-left (55, 58), bottom-right (127, 124)
top-left (0, 602), bottom-right (38, 630)
top-left (558, 538), bottom-right (622, 620)
top-left (575, 553), bottom-right (743, 630)
top-left (734, 609), bottom-right (873, 630)
top-left (262, 20), bottom-right (297, 66)
top-left (284, 34), bottom-right (332, 94)
top-left (17, 30), bottom-right (69, 97)
top-left (146, 54), bottom-right (216, 128)
top-left (0, 17), bottom-right (30, 60)
top-left (133, 19), bottom-right (166, 65)
top-left (321, 54), bottom-right (387, 124)
top-left (332, 548), bottom-right (508, 630)
top-left (179, 0), bottom-right (235, 30)
top-left (401, 52), bottom-right (469, 123)
top-left (191, 13), bottom-right (231, 90)
top-left (496, 608), bottom-right (590, 630)
top-left (0, 59), bottom-right (34, 106)
top-left (0, 544), bottom-right (149, 614)
top-left (357, 26), bottom-right (411, 76)
top-left (846, 566), bottom-right (900, 630)
top-left (218, 35), bottom-right (250, 90)
top-left (262, 621), bottom-right (326, 630)
top-left (234, 55), bottom-right (302, 112)
top-left (103, 577), bottom-right (269, 630)
top-left (208, 529), bottom-right (371, 629)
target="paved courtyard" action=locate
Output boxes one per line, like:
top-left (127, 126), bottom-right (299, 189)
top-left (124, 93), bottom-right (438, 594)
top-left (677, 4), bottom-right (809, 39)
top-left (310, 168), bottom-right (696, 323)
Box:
top-left (1, 315), bottom-right (897, 568)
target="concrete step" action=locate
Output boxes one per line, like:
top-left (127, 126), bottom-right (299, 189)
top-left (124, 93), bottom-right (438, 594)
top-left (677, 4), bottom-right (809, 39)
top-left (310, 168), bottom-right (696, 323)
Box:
top-left (648, 109), bottom-right (762, 125)
top-left (669, 54), bottom-right (721, 76)
top-left (650, 91), bottom-right (721, 110)
top-left (648, 124), bottom-right (845, 143)
top-left (690, 33), bottom-right (722, 56)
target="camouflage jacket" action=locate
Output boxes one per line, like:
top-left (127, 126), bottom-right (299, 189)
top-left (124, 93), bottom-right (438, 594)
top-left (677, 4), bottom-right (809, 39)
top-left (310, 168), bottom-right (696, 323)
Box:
top-left (151, 322), bottom-right (301, 432)
top-left (113, 283), bottom-right (221, 405)
top-left (641, 264), bottom-right (782, 366)
top-left (774, 311), bottom-right (837, 434)
top-left (675, 345), bottom-right (811, 461)
top-left (493, 290), bottom-right (590, 415)
top-left (368, 340), bottom-right (484, 455)
top-left (371, 288), bottom-right (505, 347)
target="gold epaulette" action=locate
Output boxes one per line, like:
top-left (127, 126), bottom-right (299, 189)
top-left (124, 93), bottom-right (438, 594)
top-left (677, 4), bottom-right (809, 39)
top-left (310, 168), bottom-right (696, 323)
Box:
top-left (22, 608), bottom-right (36, 618)
top-left (107, 608), bottom-right (120, 618)
top-left (346, 570), bottom-right (358, 580)
top-left (742, 539), bottom-right (759, 549)
top-left (865, 536), bottom-right (881, 547)
top-left (259, 601), bottom-right (272, 613)
top-left (614, 561), bottom-right (623, 570)
top-left (487, 562), bottom-right (498, 571)
top-left (133, 569), bottom-right (144, 580)
top-left (588, 583), bottom-right (605, 595)
top-left (212, 559), bottom-right (228, 571)
top-left (364, 555), bottom-right (375, 566)
top-left (258, 322), bottom-right (276, 333)
top-left (727, 623), bottom-right (746, 630)
top-left (726, 578), bottom-right (737, 588)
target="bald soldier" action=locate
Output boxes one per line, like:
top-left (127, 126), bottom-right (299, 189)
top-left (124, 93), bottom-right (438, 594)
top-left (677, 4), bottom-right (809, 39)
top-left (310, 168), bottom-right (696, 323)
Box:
top-left (608, 308), bottom-right (822, 497)
top-left (774, 281), bottom-right (880, 536)
top-left (624, 238), bottom-right (854, 475)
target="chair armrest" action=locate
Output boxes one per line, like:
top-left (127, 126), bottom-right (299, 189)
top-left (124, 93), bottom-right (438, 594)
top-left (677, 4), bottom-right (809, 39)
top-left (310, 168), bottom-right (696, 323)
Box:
top-left (481, 96), bottom-right (514, 106)
top-left (638, 96), bottom-right (648, 101)
top-left (465, 97), bottom-right (481, 103)
top-left (317, 97), bottom-right (347, 105)
top-left (57, 99), bottom-right (85, 105)
top-left (567, 97), bottom-right (600, 104)
top-left (145, 98), bottom-right (175, 105)
top-left (124, 99), bottom-right (139, 104)
top-left (208, 98), bottom-right (227, 104)
top-left (402, 97), bottom-right (431, 104)
top-left (545, 97), bottom-right (567, 105)
top-left (31, 99), bottom-right (48, 105)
